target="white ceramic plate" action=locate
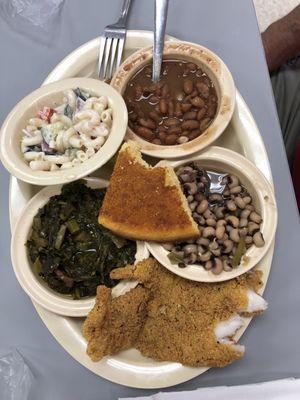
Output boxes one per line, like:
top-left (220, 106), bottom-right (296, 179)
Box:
top-left (9, 31), bottom-right (275, 389)
top-left (147, 147), bottom-right (277, 282)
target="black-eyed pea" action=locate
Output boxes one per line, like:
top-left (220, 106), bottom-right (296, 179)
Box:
top-left (211, 258), bottom-right (223, 275)
top-left (249, 211), bottom-right (262, 224)
top-left (226, 199), bottom-right (237, 211)
top-left (196, 199), bottom-right (208, 214)
top-left (235, 196), bottom-right (246, 209)
top-left (230, 185), bottom-right (242, 194)
top-left (248, 222), bottom-right (260, 235)
top-left (229, 228), bottom-right (240, 243)
top-left (223, 239), bottom-right (234, 253)
top-left (243, 196), bottom-right (252, 204)
top-left (216, 225), bottom-right (226, 240)
top-left (202, 226), bottom-right (216, 239)
top-left (226, 215), bottom-right (239, 228)
top-left (206, 218), bottom-right (217, 227)
top-left (223, 259), bottom-right (233, 271)
top-left (239, 218), bottom-right (248, 228)
top-left (198, 251), bottom-right (211, 262)
top-left (239, 227), bottom-right (248, 237)
top-left (241, 209), bottom-right (251, 219)
top-left (203, 208), bottom-right (215, 219)
top-left (204, 260), bottom-right (213, 270)
top-left (253, 231), bottom-right (265, 247)
top-left (228, 174), bottom-right (239, 188)
top-left (245, 236), bottom-right (253, 245)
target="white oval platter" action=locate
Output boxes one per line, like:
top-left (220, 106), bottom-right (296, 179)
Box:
top-left (9, 30), bottom-right (275, 389)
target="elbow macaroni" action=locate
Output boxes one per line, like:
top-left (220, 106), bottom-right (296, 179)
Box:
top-left (21, 89), bottom-right (113, 171)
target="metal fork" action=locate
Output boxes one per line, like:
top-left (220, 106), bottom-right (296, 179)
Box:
top-left (98, 0), bottom-right (132, 80)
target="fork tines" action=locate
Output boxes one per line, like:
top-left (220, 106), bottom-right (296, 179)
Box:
top-left (98, 31), bottom-right (125, 81)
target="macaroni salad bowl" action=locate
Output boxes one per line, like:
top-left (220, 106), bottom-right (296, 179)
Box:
top-left (0, 78), bottom-right (128, 186)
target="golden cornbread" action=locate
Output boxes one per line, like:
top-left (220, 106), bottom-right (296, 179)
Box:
top-left (99, 142), bottom-right (199, 242)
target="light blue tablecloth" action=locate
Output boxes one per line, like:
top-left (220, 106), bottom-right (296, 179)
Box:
top-left (0, 1), bottom-right (299, 399)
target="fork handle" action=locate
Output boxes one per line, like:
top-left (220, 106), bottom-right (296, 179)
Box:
top-left (152, 0), bottom-right (169, 83)
top-left (117, 0), bottom-right (132, 26)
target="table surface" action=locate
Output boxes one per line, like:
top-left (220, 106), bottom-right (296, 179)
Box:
top-left (1, 1), bottom-right (300, 399)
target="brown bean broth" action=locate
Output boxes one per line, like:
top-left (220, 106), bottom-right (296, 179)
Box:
top-left (124, 60), bottom-right (218, 145)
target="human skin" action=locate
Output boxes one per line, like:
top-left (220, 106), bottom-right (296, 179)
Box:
top-left (262, 5), bottom-right (300, 72)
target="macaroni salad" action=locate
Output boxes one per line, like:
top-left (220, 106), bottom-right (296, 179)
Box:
top-left (21, 88), bottom-right (112, 171)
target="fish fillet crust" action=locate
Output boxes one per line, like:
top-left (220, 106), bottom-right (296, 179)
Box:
top-left (83, 258), bottom-right (264, 367)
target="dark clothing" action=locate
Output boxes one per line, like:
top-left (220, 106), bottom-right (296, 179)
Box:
top-left (271, 56), bottom-right (300, 166)
top-left (271, 58), bottom-right (300, 208)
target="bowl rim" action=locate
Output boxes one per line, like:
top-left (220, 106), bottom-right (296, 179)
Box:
top-left (10, 177), bottom-right (146, 317)
top-left (146, 146), bottom-right (278, 282)
top-left (111, 40), bottom-right (236, 159)
top-left (0, 78), bottom-right (128, 186)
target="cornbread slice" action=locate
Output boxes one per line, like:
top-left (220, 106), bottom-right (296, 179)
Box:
top-left (99, 141), bottom-right (199, 242)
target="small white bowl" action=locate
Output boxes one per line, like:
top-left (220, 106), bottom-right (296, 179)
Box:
top-left (111, 40), bottom-right (235, 158)
top-left (146, 146), bottom-right (278, 282)
top-left (10, 177), bottom-right (147, 317)
top-left (0, 78), bottom-right (127, 186)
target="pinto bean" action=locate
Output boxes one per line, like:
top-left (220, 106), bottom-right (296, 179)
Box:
top-left (174, 102), bottom-right (183, 117)
top-left (136, 126), bottom-right (155, 140)
top-left (197, 108), bottom-right (206, 121)
top-left (159, 99), bottom-right (168, 114)
top-left (181, 103), bottom-right (192, 112)
top-left (152, 138), bottom-right (162, 145)
top-left (139, 118), bottom-right (156, 130)
top-left (168, 101), bottom-right (174, 117)
top-left (164, 118), bottom-right (180, 127)
top-left (158, 131), bottom-right (167, 142)
top-left (200, 117), bottom-right (211, 131)
top-left (165, 134), bottom-right (178, 145)
top-left (196, 81), bottom-right (210, 98)
top-left (190, 96), bottom-right (205, 108)
top-left (181, 120), bottom-right (200, 130)
top-left (183, 79), bottom-right (193, 94)
top-left (183, 111), bottom-right (197, 120)
top-left (149, 111), bottom-right (161, 122)
top-left (188, 129), bottom-right (200, 140)
top-left (161, 84), bottom-right (169, 98)
top-left (168, 126), bottom-right (182, 135)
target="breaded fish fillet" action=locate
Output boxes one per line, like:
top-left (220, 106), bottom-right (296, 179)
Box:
top-left (82, 285), bottom-right (150, 361)
top-left (83, 258), bottom-right (267, 367)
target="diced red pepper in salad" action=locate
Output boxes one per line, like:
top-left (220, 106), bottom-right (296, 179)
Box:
top-left (37, 106), bottom-right (55, 122)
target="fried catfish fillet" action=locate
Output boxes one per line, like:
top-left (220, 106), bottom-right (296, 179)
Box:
top-left (83, 258), bottom-right (266, 367)
top-left (82, 285), bottom-right (150, 361)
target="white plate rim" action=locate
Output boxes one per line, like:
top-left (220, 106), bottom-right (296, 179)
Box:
top-left (7, 30), bottom-right (275, 389)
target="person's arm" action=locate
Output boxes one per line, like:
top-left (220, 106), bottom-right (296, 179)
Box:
top-left (262, 5), bottom-right (300, 72)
